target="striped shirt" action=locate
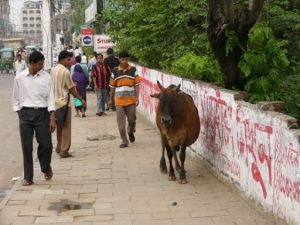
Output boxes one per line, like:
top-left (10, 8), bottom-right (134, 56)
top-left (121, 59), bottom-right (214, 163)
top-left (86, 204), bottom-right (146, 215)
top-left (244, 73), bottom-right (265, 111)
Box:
top-left (50, 64), bottom-right (75, 108)
top-left (109, 65), bottom-right (141, 106)
top-left (92, 63), bottom-right (110, 89)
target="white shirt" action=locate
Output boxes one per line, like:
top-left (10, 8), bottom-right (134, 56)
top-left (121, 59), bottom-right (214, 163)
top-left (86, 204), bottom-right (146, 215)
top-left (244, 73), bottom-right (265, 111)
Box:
top-left (14, 60), bottom-right (27, 74)
top-left (81, 55), bottom-right (88, 64)
top-left (12, 69), bottom-right (55, 112)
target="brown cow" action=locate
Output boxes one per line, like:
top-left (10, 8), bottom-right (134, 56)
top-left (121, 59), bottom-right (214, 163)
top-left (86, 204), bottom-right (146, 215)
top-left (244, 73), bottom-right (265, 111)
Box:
top-left (150, 81), bottom-right (200, 184)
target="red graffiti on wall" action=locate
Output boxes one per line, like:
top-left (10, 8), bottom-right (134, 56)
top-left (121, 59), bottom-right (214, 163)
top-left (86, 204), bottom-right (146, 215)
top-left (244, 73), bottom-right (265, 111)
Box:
top-left (200, 89), bottom-right (233, 155)
top-left (236, 104), bottom-right (273, 199)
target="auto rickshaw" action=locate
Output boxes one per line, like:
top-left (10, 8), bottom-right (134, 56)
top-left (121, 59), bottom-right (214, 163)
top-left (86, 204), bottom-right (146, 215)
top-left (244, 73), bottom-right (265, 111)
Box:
top-left (0, 48), bottom-right (15, 74)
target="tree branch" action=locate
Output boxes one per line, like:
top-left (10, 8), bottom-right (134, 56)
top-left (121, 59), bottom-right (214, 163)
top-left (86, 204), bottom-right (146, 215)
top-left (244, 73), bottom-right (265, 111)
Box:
top-left (248, 0), bottom-right (265, 23)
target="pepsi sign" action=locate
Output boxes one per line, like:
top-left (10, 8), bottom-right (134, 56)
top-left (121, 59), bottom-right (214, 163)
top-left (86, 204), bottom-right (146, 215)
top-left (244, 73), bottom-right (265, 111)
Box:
top-left (81, 35), bottom-right (93, 46)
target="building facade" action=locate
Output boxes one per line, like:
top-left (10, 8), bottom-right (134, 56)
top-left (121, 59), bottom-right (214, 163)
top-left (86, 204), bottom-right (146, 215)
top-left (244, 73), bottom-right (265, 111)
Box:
top-left (22, 0), bottom-right (43, 46)
top-left (0, 0), bottom-right (11, 38)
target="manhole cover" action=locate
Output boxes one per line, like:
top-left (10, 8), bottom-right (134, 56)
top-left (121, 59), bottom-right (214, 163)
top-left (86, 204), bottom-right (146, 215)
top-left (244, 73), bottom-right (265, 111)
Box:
top-left (48, 200), bottom-right (92, 212)
top-left (99, 134), bottom-right (117, 140)
top-left (87, 134), bottom-right (117, 141)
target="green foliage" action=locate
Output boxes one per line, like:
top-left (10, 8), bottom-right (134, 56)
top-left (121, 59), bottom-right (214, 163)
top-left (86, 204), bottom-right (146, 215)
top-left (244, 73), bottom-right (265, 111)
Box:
top-left (263, 0), bottom-right (300, 69)
top-left (239, 23), bottom-right (290, 102)
top-left (103, 0), bottom-right (207, 69)
top-left (279, 73), bottom-right (300, 120)
top-left (170, 52), bottom-right (223, 85)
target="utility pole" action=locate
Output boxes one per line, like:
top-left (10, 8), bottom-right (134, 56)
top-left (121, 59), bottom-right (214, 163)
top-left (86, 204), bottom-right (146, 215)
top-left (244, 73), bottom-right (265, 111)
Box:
top-left (42, 0), bottom-right (52, 71)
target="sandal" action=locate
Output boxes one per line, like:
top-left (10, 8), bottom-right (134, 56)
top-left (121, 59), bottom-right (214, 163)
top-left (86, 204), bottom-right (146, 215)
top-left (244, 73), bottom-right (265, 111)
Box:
top-left (119, 143), bottom-right (128, 148)
top-left (60, 153), bottom-right (73, 158)
top-left (22, 179), bottom-right (33, 186)
top-left (44, 166), bottom-right (53, 180)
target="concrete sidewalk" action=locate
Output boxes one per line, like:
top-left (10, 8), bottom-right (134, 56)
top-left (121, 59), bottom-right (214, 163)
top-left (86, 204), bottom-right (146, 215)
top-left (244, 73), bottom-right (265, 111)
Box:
top-left (0, 93), bottom-right (286, 225)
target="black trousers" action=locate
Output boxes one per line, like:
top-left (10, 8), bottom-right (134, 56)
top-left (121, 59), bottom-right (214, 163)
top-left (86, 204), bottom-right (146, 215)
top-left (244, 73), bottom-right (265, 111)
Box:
top-left (18, 108), bottom-right (53, 181)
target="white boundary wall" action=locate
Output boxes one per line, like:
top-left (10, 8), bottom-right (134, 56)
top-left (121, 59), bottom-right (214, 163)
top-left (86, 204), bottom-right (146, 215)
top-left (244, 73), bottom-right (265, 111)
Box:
top-left (134, 64), bottom-right (300, 225)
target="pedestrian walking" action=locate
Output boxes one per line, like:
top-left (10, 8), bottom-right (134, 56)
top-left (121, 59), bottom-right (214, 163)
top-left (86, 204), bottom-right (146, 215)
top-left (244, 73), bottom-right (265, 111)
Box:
top-left (12, 51), bottom-right (56, 186)
top-left (70, 55), bottom-right (89, 79)
top-left (14, 53), bottom-right (27, 75)
top-left (92, 53), bottom-right (110, 116)
top-left (51, 50), bottom-right (86, 158)
top-left (81, 52), bottom-right (88, 65)
top-left (104, 48), bottom-right (119, 111)
top-left (72, 64), bottom-right (89, 117)
top-left (108, 50), bottom-right (141, 148)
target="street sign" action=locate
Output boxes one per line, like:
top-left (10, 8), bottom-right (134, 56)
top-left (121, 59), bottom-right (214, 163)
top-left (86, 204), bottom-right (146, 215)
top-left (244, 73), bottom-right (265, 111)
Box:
top-left (93, 34), bottom-right (115, 53)
top-left (82, 34), bottom-right (93, 46)
top-left (81, 28), bottom-right (94, 35)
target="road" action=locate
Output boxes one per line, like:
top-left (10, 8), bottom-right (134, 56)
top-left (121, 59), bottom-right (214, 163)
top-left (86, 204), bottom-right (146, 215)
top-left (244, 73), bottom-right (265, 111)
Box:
top-left (0, 74), bottom-right (23, 201)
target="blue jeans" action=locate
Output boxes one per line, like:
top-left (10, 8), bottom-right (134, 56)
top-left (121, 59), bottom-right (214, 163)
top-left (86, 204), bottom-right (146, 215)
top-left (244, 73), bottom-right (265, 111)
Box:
top-left (95, 88), bottom-right (107, 113)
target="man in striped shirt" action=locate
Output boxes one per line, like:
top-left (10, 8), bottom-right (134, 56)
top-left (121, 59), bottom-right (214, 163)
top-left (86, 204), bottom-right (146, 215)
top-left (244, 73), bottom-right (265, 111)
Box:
top-left (92, 53), bottom-right (110, 116)
top-left (108, 50), bottom-right (141, 148)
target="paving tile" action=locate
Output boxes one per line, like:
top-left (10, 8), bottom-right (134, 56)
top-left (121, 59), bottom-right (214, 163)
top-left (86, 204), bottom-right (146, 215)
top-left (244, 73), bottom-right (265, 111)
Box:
top-left (35, 216), bottom-right (73, 223)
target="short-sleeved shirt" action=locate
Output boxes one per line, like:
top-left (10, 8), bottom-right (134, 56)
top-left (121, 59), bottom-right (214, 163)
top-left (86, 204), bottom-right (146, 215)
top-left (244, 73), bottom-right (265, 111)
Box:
top-left (51, 64), bottom-right (75, 108)
top-left (109, 65), bottom-right (141, 106)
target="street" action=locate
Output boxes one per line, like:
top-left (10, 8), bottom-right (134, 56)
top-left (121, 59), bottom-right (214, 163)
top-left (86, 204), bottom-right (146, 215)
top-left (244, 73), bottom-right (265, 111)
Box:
top-left (0, 74), bottom-right (23, 202)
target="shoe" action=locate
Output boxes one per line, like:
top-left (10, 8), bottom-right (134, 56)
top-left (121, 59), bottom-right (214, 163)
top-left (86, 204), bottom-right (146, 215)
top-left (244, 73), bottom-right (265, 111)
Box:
top-left (96, 112), bottom-right (102, 116)
top-left (82, 114), bottom-right (86, 118)
top-left (119, 143), bottom-right (128, 148)
top-left (44, 166), bottom-right (53, 180)
top-left (128, 133), bottom-right (135, 143)
top-left (22, 179), bottom-right (34, 186)
top-left (60, 153), bottom-right (73, 158)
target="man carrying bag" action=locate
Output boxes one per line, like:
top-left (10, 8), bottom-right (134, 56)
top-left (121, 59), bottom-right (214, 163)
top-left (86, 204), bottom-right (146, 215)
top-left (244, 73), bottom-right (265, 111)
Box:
top-left (51, 50), bottom-right (86, 158)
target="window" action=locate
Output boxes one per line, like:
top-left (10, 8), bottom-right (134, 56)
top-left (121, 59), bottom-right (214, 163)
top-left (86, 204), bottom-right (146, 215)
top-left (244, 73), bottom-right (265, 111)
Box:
top-left (37, 30), bottom-right (42, 34)
top-left (36, 10), bottom-right (40, 14)
top-left (30, 30), bottom-right (35, 34)
top-left (30, 24), bottom-right (34, 27)
top-left (36, 17), bottom-right (41, 21)
top-left (29, 10), bottom-right (34, 14)
top-left (23, 17), bottom-right (28, 21)
top-left (24, 30), bottom-right (28, 34)
top-left (23, 23), bottom-right (28, 27)
top-left (23, 10), bottom-right (27, 14)
top-left (29, 17), bottom-right (34, 21)
top-left (36, 24), bottom-right (41, 28)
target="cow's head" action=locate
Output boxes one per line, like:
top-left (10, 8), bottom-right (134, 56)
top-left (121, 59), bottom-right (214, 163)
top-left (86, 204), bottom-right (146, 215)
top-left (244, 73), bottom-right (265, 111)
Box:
top-left (150, 80), bottom-right (181, 126)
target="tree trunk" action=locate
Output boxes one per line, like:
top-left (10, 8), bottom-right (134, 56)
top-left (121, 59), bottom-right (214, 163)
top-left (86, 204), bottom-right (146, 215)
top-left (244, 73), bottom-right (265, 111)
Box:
top-left (207, 0), bottom-right (265, 89)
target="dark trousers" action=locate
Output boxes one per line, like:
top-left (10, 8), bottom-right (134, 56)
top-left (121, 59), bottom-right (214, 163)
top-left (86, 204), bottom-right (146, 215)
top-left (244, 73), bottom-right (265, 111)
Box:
top-left (18, 108), bottom-right (53, 181)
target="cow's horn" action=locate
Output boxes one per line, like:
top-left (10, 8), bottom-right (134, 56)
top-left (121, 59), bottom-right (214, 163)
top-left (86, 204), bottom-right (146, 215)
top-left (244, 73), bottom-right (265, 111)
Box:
top-left (157, 80), bottom-right (164, 90)
top-left (176, 84), bottom-right (181, 92)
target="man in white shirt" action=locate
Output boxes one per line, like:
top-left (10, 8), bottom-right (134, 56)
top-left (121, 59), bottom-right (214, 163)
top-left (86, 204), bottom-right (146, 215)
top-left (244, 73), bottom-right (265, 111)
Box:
top-left (14, 54), bottom-right (27, 75)
top-left (12, 51), bottom-right (56, 186)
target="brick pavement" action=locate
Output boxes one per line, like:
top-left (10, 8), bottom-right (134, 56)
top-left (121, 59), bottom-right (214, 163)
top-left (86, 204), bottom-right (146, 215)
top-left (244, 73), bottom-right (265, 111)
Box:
top-left (0, 93), bottom-right (288, 225)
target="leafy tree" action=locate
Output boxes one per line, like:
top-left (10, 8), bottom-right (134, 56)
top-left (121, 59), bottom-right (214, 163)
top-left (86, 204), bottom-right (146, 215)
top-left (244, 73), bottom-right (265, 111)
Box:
top-left (207, 0), bottom-right (265, 89)
top-left (104, 0), bottom-right (206, 68)
top-left (239, 23), bottom-right (289, 102)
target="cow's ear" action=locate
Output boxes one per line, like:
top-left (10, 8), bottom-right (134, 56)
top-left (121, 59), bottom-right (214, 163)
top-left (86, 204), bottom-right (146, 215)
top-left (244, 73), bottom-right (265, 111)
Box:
top-left (150, 93), bottom-right (160, 98)
top-left (157, 80), bottom-right (164, 90)
top-left (176, 84), bottom-right (181, 92)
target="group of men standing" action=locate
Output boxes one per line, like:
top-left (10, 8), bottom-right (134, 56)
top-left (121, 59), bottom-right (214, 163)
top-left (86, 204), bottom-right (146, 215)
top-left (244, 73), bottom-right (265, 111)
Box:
top-left (12, 49), bottom-right (141, 186)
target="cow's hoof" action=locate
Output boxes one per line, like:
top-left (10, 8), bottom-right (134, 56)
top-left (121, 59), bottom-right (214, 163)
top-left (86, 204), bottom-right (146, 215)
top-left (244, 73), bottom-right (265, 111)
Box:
top-left (168, 175), bottom-right (176, 181)
top-left (179, 178), bottom-right (188, 184)
top-left (175, 165), bottom-right (182, 172)
top-left (160, 167), bottom-right (168, 174)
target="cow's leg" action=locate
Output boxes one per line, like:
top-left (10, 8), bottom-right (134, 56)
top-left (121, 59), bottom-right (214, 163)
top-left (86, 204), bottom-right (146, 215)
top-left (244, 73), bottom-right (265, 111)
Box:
top-left (173, 146), bottom-right (181, 172)
top-left (160, 137), bottom-right (167, 174)
top-left (179, 146), bottom-right (187, 184)
top-left (166, 147), bottom-right (176, 181)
